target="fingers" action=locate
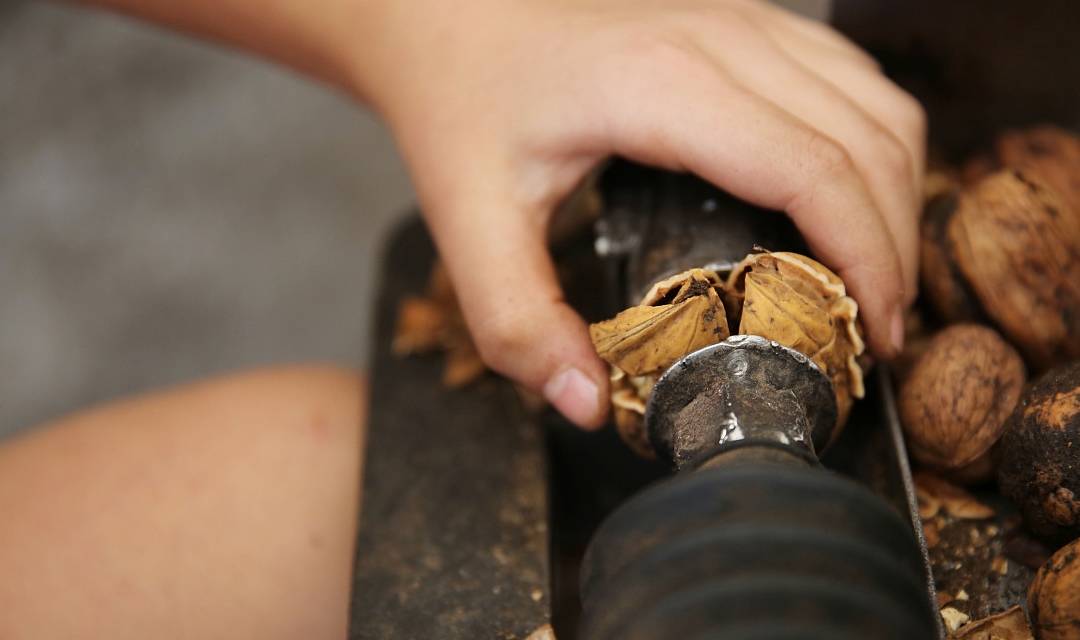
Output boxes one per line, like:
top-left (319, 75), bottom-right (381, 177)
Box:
top-left (768, 33), bottom-right (927, 305)
top-left (416, 167), bottom-right (610, 429)
top-left (604, 46), bottom-right (904, 357)
top-left (747, 0), bottom-right (881, 72)
top-left (693, 19), bottom-right (920, 306)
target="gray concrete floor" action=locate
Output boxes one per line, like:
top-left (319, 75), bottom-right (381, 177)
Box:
top-left (1, 2), bottom-right (414, 436)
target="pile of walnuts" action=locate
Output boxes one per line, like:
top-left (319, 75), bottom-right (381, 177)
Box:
top-left (898, 125), bottom-right (1080, 639)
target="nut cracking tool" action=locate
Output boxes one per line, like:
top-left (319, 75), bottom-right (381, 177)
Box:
top-left (578, 162), bottom-right (938, 640)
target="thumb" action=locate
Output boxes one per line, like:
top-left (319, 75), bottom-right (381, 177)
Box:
top-left (420, 179), bottom-right (610, 430)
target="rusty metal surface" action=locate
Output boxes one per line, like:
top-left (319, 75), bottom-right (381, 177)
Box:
top-left (349, 218), bottom-right (549, 640)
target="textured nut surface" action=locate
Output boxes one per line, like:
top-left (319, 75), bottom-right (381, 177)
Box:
top-left (947, 170), bottom-right (1080, 369)
top-left (899, 324), bottom-right (1025, 470)
top-left (996, 125), bottom-right (1080, 215)
top-left (726, 251), bottom-right (865, 442)
top-left (590, 269), bottom-right (729, 377)
top-left (1028, 537), bottom-right (1080, 640)
top-left (919, 192), bottom-right (985, 324)
top-left (999, 361), bottom-right (1080, 543)
top-left (951, 605), bottom-right (1032, 639)
top-left (591, 268), bottom-right (728, 457)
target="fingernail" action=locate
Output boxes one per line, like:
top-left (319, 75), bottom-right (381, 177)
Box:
top-left (544, 367), bottom-right (601, 428)
top-left (890, 309), bottom-right (905, 356)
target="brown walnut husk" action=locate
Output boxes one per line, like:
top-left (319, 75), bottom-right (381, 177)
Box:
top-left (998, 362), bottom-right (1080, 544)
top-left (923, 170), bottom-right (1080, 370)
top-left (726, 251), bottom-right (865, 444)
top-left (899, 324), bottom-right (1025, 474)
top-left (951, 605), bottom-right (1033, 640)
top-left (590, 268), bottom-right (729, 457)
top-left (1027, 536), bottom-right (1080, 640)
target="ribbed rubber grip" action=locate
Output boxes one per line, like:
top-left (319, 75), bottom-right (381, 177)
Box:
top-left (579, 463), bottom-right (936, 640)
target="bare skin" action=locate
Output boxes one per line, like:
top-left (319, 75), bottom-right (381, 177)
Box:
top-left (78, 0), bottom-right (925, 427)
top-left (0, 366), bottom-right (365, 639)
top-left (4, 0), bottom-right (926, 636)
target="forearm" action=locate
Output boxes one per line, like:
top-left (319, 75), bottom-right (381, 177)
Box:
top-left (72, 0), bottom-right (378, 98)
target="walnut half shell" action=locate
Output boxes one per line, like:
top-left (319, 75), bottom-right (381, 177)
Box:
top-left (589, 268), bottom-right (729, 457)
top-left (726, 251), bottom-right (865, 444)
top-left (590, 252), bottom-right (865, 457)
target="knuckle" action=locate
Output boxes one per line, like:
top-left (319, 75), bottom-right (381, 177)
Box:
top-left (874, 130), bottom-right (915, 183)
top-left (804, 131), bottom-right (855, 180)
top-left (472, 312), bottom-right (530, 373)
top-left (895, 93), bottom-right (928, 140)
top-left (635, 31), bottom-right (701, 72)
top-left (609, 19), bottom-right (714, 80)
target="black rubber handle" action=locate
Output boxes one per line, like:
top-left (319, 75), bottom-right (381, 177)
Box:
top-left (579, 461), bottom-right (937, 640)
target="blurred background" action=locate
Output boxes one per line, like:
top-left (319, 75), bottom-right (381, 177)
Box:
top-left (0, 0), bottom-right (825, 439)
top-left (1, 1), bottom-right (415, 436)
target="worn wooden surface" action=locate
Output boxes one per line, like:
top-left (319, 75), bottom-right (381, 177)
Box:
top-left (350, 218), bottom-right (550, 639)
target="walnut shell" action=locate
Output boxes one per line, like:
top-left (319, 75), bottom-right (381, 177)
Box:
top-left (1027, 536), bottom-right (1080, 640)
top-left (726, 251), bottom-right (865, 444)
top-left (951, 605), bottom-right (1032, 640)
top-left (919, 192), bottom-right (985, 324)
top-left (998, 361), bottom-right (1080, 543)
top-left (947, 170), bottom-right (1080, 369)
top-left (996, 125), bottom-right (1080, 215)
top-left (590, 268), bottom-right (729, 457)
top-left (899, 324), bottom-right (1025, 472)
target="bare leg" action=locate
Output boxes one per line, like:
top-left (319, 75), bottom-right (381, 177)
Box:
top-left (0, 365), bottom-right (366, 640)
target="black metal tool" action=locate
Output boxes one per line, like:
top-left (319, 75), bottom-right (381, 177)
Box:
top-left (578, 163), bottom-right (937, 640)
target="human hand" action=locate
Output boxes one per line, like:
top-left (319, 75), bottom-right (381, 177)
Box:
top-left (351, 0), bottom-right (925, 429)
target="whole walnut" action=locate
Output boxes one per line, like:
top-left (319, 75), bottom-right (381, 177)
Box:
top-left (996, 125), bottom-right (1080, 215)
top-left (920, 170), bottom-right (1080, 370)
top-left (919, 192), bottom-right (984, 324)
top-left (899, 324), bottom-right (1025, 476)
top-left (999, 361), bottom-right (1080, 543)
top-left (1027, 536), bottom-right (1080, 640)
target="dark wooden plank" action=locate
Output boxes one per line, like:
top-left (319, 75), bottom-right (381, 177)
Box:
top-left (350, 218), bottom-right (549, 640)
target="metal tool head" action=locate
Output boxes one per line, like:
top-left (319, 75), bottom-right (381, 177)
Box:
top-left (645, 335), bottom-right (838, 470)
